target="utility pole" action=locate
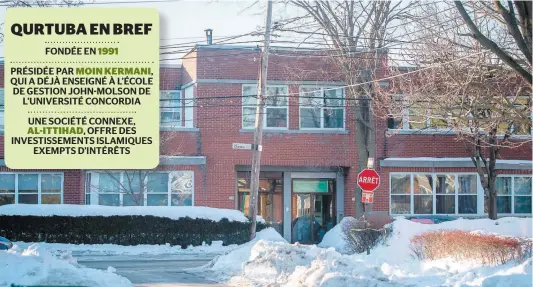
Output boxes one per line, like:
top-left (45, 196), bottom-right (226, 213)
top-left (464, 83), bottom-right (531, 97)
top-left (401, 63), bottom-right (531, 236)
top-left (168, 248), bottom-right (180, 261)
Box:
top-left (248, 0), bottom-right (273, 240)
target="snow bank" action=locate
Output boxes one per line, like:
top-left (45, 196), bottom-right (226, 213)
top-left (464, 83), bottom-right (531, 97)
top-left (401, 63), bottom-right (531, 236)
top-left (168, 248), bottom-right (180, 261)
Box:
top-left (317, 217), bottom-right (354, 254)
top-left (13, 240), bottom-right (238, 256)
top-left (199, 217), bottom-right (533, 287)
top-left (0, 204), bottom-right (265, 223)
top-left (367, 217), bottom-right (532, 267)
top-left (0, 244), bottom-right (131, 287)
top-left (195, 228), bottom-right (286, 280)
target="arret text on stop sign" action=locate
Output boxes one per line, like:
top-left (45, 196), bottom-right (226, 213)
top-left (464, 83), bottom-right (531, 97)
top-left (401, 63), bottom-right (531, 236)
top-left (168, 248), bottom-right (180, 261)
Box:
top-left (357, 169), bottom-right (380, 192)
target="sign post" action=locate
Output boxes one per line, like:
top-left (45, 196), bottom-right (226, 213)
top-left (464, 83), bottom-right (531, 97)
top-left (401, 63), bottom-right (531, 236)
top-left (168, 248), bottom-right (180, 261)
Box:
top-left (357, 168), bottom-right (380, 255)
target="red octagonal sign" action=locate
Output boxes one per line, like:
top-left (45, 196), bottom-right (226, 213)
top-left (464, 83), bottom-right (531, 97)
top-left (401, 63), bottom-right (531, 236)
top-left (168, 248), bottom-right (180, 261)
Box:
top-left (357, 169), bottom-right (380, 192)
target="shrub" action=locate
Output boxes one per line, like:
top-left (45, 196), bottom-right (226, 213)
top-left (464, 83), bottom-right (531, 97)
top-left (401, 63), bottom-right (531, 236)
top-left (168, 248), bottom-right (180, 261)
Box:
top-left (0, 215), bottom-right (268, 247)
top-left (341, 217), bottom-right (393, 254)
top-left (410, 230), bottom-right (532, 265)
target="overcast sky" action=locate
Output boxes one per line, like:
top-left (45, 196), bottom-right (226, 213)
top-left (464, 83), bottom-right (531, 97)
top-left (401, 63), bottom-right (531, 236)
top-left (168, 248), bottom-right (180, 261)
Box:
top-left (0, 0), bottom-right (296, 63)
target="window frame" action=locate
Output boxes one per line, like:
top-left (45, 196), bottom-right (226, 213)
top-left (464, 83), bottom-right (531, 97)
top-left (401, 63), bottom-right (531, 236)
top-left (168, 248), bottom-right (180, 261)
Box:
top-left (160, 90), bottom-right (183, 129)
top-left (388, 94), bottom-right (452, 131)
top-left (0, 172), bottom-right (64, 205)
top-left (389, 172), bottom-right (481, 216)
top-left (492, 174), bottom-right (532, 215)
top-left (86, 171), bottom-right (194, 207)
top-left (242, 84), bottom-right (289, 130)
top-left (298, 86), bottom-right (345, 130)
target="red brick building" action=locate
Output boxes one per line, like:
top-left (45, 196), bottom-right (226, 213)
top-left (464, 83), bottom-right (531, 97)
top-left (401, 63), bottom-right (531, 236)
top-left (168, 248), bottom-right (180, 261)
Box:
top-left (0, 44), bottom-right (530, 243)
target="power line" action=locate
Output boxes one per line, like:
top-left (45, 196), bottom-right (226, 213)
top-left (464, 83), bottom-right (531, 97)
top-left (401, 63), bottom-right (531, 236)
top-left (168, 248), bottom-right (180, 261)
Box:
top-left (158, 11), bottom-right (487, 60)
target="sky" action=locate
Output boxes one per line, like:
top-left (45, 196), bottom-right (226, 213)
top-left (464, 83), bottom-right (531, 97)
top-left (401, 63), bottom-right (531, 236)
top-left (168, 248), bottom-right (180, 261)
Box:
top-left (0, 0), bottom-right (295, 63)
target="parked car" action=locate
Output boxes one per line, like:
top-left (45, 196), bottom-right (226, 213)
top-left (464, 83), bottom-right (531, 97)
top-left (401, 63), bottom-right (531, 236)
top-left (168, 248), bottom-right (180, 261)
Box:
top-left (0, 231), bottom-right (13, 250)
top-left (406, 215), bottom-right (457, 224)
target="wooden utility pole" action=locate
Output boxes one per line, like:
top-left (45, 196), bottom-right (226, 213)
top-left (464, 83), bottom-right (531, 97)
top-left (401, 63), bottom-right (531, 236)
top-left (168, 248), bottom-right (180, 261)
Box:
top-left (248, 0), bottom-right (273, 240)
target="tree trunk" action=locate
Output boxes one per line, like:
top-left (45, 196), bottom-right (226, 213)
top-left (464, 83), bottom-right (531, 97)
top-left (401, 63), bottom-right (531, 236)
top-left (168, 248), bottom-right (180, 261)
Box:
top-left (488, 188), bottom-right (497, 220)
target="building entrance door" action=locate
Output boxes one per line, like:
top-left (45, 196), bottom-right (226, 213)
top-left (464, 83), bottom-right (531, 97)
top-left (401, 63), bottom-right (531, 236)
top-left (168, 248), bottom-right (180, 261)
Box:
top-left (291, 179), bottom-right (335, 244)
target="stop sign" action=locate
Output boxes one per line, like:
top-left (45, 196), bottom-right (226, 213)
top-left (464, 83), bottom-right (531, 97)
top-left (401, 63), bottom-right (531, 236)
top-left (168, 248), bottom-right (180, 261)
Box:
top-left (357, 169), bottom-right (380, 192)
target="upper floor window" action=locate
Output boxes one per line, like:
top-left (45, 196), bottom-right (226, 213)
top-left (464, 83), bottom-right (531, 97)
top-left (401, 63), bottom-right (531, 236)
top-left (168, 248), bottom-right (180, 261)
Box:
top-left (389, 95), bottom-right (450, 130)
top-left (242, 85), bottom-right (288, 129)
top-left (0, 173), bottom-right (63, 206)
top-left (299, 87), bottom-right (344, 129)
top-left (160, 90), bottom-right (182, 128)
top-left (389, 94), bottom-right (531, 135)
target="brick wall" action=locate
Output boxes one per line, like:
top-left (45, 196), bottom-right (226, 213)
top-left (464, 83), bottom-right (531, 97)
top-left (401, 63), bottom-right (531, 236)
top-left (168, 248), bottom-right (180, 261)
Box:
top-left (0, 45), bottom-right (530, 216)
top-left (160, 66), bottom-right (182, 90)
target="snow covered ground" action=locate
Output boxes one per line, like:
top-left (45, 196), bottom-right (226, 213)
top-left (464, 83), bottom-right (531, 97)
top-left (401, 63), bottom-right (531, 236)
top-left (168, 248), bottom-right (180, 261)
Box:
top-left (12, 240), bottom-right (238, 256)
top-left (0, 204), bottom-right (265, 223)
top-left (0, 244), bottom-right (131, 287)
top-left (196, 217), bottom-right (533, 287)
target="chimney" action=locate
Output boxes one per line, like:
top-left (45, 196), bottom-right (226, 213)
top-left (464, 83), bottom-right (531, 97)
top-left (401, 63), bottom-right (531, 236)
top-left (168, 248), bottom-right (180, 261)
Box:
top-left (204, 29), bottom-right (213, 45)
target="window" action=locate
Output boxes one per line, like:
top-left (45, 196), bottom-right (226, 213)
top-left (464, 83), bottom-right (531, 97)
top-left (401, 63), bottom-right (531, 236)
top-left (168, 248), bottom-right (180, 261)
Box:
top-left (390, 174), bottom-right (410, 214)
top-left (98, 172), bottom-right (120, 206)
top-left (489, 175), bottom-right (531, 214)
top-left (457, 175), bottom-right (477, 214)
top-left (0, 174), bottom-right (15, 205)
top-left (299, 87), bottom-right (344, 129)
top-left (242, 85), bottom-right (288, 129)
top-left (0, 173), bottom-right (63, 205)
top-left (436, 175), bottom-right (455, 214)
top-left (390, 173), bottom-right (479, 215)
top-left (170, 171), bottom-right (193, 206)
top-left (389, 95), bottom-right (451, 130)
top-left (514, 177), bottom-right (532, 214)
top-left (161, 90), bottom-right (182, 128)
top-left (147, 173), bottom-right (169, 206)
top-left (41, 174), bottom-right (62, 204)
top-left (87, 171), bottom-right (193, 206)
top-left (414, 174), bottom-right (433, 214)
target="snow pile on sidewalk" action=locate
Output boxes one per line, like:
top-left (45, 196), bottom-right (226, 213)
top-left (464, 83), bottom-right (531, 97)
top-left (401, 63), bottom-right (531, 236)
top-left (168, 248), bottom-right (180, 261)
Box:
top-left (317, 217), bottom-right (354, 254)
top-left (198, 217), bottom-right (532, 287)
top-left (13, 240), bottom-right (238, 256)
top-left (0, 204), bottom-right (265, 223)
top-left (0, 244), bottom-right (131, 287)
top-left (195, 228), bottom-right (287, 281)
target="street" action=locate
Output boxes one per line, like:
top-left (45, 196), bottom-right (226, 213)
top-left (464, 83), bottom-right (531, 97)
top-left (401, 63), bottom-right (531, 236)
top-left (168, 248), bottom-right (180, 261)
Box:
top-left (78, 255), bottom-right (227, 287)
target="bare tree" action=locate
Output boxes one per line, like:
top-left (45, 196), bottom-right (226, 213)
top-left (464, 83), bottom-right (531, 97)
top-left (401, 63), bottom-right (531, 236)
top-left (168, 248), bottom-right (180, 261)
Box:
top-left (375, 2), bottom-right (532, 219)
top-left (281, 0), bottom-right (415, 218)
top-left (454, 1), bottom-right (532, 84)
